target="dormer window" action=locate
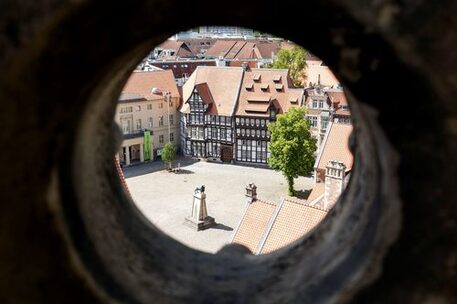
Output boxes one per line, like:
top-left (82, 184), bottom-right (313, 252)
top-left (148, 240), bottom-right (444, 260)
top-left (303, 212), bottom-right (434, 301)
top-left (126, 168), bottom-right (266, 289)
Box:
top-left (289, 97), bottom-right (298, 104)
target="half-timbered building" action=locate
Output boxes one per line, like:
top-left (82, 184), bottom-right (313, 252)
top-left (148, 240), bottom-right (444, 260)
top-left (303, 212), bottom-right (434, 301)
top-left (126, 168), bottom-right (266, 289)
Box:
top-left (179, 66), bottom-right (243, 161)
top-left (233, 69), bottom-right (304, 164)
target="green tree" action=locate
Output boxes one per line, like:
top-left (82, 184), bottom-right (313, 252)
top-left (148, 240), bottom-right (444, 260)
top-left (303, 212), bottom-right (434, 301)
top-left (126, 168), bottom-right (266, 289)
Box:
top-left (161, 142), bottom-right (175, 170)
top-left (268, 107), bottom-right (316, 196)
top-left (268, 46), bottom-right (307, 87)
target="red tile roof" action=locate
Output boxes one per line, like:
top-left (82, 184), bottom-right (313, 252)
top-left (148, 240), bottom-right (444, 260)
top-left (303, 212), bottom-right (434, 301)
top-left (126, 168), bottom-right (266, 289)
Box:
top-left (315, 122), bottom-right (354, 171)
top-left (235, 69), bottom-right (303, 117)
top-left (232, 197), bottom-right (328, 255)
top-left (232, 199), bottom-right (277, 254)
top-left (205, 40), bottom-right (281, 60)
top-left (260, 198), bottom-right (328, 254)
top-left (180, 67), bottom-right (244, 116)
top-left (121, 70), bottom-right (180, 101)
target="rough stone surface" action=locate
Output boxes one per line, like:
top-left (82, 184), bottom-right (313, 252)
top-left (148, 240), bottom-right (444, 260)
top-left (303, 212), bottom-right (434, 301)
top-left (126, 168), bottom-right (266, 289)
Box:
top-left (0, 0), bottom-right (456, 303)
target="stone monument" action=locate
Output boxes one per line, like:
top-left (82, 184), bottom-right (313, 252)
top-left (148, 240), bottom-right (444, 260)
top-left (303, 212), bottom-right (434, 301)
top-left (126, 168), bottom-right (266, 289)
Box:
top-left (184, 185), bottom-right (216, 231)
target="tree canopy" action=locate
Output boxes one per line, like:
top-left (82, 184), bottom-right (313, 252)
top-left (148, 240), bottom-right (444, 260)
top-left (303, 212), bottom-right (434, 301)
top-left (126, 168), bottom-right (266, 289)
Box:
top-left (161, 142), bottom-right (175, 170)
top-left (268, 46), bottom-right (307, 87)
top-left (268, 107), bottom-right (316, 196)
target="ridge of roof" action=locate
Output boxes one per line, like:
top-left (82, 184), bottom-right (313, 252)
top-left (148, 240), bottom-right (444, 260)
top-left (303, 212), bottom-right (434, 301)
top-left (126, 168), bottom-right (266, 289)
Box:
top-left (250, 68), bottom-right (290, 73)
top-left (195, 65), bottom-right (244, 70)
top-left (230, 69), bottom-right (245, 116)
top-left (255, 197), bottom-right (285, 254)
top-left (284, 196), bottom-right (328, 212)
top-left (314, 121), bottom-right (333, 169)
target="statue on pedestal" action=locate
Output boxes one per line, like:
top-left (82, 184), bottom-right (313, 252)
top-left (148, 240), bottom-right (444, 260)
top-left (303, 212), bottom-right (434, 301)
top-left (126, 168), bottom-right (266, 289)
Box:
top-left (184, 185), bottom-right (215, 231)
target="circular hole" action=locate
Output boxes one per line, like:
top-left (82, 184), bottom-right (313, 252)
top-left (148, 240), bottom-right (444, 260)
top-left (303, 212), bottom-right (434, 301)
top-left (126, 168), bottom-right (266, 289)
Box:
top-left (113, 26), bottom-right (354, 255)
top-left (65, 22), bottom-right (401, 303)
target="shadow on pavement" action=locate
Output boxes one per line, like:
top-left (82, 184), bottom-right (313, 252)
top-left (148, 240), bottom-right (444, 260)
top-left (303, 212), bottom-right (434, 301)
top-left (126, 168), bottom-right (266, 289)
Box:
top-left (122, 156), bottom-right (199, 178)
top-left (174, 169), bottom-right (194, 175)
top-left (294, 189), bottom-right (312, 200)
top-left (212, 223), bottom-right (234, 231)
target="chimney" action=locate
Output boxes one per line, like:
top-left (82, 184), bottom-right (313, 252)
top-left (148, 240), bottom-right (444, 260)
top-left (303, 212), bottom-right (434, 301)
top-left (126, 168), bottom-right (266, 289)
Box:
top-left (245, 183), bottom-right (257, 204)
top-left (241, 62), bottom-right (250, 71)
top-left (324, 160), bottom-right (346, 210)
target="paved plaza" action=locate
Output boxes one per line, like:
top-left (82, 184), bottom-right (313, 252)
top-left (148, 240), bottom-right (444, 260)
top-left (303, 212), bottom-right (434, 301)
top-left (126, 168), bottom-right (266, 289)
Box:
top-left (124, 157), bottom-right (314, 253)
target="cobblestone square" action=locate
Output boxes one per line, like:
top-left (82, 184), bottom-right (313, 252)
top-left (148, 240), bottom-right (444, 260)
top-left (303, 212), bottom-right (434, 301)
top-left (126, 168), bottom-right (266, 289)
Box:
top-left (124, 157), bottom-right (314, 253)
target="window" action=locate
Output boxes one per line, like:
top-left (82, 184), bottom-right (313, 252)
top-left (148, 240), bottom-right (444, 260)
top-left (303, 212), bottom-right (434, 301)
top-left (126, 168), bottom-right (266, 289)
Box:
top-left (147, 104), bottom-right (152, 110)
top-left (120, 106), bottom-right (133, 113)
top-left (148, 117), bottom-right (153, 128)
top-left (312, 99), bottom-right (318, 108)
top-left (135, 105), bottom-right (141, 112)
top-left (308, 116), bottom-right (318, 128)
top-left (159, 135), bottom-right (164, 144)
top-left (136, 119), bottom-right (142, 130)
top-left (321, 117), bottom-right (329, 130)
top-left (169, 114), bottom-right (174, 125)
top-left (159, 116), bottom-right (164, 126)
top-left (170, 133), bottom-right (174, 142)
top-left (121, 119), bottom-right (131, 134)
top-left (159, 103), bottom-right (164, 109)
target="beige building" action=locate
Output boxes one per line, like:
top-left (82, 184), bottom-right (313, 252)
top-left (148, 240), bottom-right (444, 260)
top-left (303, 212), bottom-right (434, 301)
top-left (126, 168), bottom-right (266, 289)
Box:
top-left (304, 85), bottom-right (350, 150)
top-left (115, 70), bottom-right (181, 165)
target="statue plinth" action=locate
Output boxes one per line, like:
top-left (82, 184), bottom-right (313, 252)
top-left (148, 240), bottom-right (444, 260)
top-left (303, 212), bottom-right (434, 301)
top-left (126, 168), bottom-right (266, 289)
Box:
top-left (184, 187), bottom-right (215, 231)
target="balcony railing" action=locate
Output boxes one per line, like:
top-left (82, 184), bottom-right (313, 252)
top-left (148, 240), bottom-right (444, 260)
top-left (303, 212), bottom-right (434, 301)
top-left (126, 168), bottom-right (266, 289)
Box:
top-left (123, 129), bottom-right (152, 140)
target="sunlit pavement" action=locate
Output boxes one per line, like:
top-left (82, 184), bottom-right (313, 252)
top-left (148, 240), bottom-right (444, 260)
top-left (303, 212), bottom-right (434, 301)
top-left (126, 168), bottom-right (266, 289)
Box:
top-left (124, 157), bottom-right (314, 254)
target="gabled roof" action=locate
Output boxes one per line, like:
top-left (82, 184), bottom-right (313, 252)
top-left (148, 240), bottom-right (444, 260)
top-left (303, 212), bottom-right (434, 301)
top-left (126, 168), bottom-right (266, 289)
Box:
top-left (156, 41), bottom-right (195, 59)
top-left (235, 68), bottom-right (304, 117)
top-left (205, 40), bottom-right (239, 58)
top-left (314, 122), bottom-right (354, 171)
top-left (231, 199), bottom-right (277, 254)
top-left (180, 66), bottom-right (244, 116)
top-left (232, 197), bottom-right (328, 255)
top-left (205, 40), bottom-right (282, 60)
top-left (121, 70), bottom-right (180, 101)
top-left (260, 198), bottom-right (328, 254)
